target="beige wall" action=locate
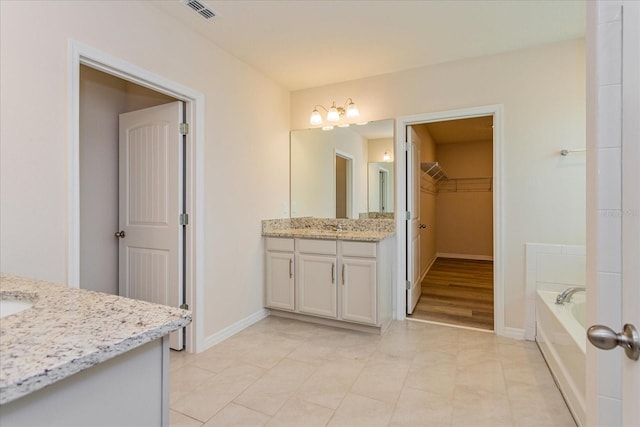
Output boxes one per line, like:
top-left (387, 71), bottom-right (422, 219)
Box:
top-left (436, 140), bottom-right (493, 257)
top-left (367, 138), bottom-right (394, 163)
top-left (0, 1), bottom-right (290, 343)
top-left (291, 39), bottom-right (586, 330)
top-left (79, 65), bottom-right (176, 295)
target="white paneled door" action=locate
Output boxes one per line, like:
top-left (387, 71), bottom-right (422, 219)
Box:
top-left (118, 102), bottom-right (184, 350)
top-left (406, 126), bottom-right (421, 314)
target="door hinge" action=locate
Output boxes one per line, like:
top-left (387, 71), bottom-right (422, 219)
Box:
top-left (179, 213), bottom-right (189, 226)
top-left (179, 303), bottom-right (189, 310)
top-left (406, 280), bottom-right (411, 290)
top-left (404, 142), bottom-right (410, 151)
top-left (179, 123), bottom-right (189, 135)
top-left (405, 211), bottom-right (411, 220)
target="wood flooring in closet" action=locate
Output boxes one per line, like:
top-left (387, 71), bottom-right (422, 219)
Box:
top-left (408, 257), bottom-right (494, 330)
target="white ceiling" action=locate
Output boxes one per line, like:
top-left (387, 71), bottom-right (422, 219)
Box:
top-left (153, 0), bottom-right (585, 91)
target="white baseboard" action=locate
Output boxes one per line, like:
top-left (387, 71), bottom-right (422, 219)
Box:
top-left (199, 308), bottom-right (270, 353)
top-left (499, 326), bottom-right (526, 341)
top-left (418, 255), bottom-right (438, 283)
top-left (437, 252), bottom-right (494, 261)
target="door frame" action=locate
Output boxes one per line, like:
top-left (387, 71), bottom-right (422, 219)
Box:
top-left (334, 149), bottom-right (354, 218)
top-left (394, 104), bottom-right (506, 336)
top-left (67, 40), bottom-right (204, 353)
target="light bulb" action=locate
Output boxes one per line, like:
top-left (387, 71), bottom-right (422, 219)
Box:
top-left (310, 109), bottom-right (322, 125)
top-left (383, 151), bottom-right (390, 161)
top-left (346, 100), bottom-right (359, 118)
top-left (327, 105), bottom-right (340, 122)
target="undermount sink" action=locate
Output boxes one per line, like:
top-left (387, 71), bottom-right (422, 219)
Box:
top-left (0, 299), bottom-right (33, 318)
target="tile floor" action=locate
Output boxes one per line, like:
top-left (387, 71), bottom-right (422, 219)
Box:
top-left (169, 317), bottom-right (577, 427)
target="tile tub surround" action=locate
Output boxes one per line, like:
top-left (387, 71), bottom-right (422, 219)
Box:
top-left (262, 218), bottom-right (395, 241)
top-left (0, 273), bottom-right (191, 405)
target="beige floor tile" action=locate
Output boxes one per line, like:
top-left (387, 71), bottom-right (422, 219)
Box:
top-left (350, 357), bottom-right (411, 403)
top-left (286, 341), bottom-right (336, 365)
top-left (296, 358), bottom-right (365, 409)
top-left (499, 342), bottom-right (547, 366)
top-left (234, 358), bottom-right (316, 416)
top-left (502, 361), bottom-right (557, 388)
top-left (170, 365), bottom-right (219, 404)
top-left (389, 387), bottom-right (453, 427)
top-left (170, 349), bottom-right (197, 372)
top-left (327, 393), bottom-right (394, 427)
top-left (172, 363), bottom-right (267, 422)
top-left (455, 359), bottom-right (507, 395)
top-left (203, 403), bottom-right (271, 427)
top-left (405, 355), bottom-right (457, 399)
top-left (266, 398), bottom-right (335, 427)
top-left (169, 317), bottom-right (577, 427)
top-left (451, 385), bottom-right (513, 427)
top-left (170, 410), bottom-right (204, 427)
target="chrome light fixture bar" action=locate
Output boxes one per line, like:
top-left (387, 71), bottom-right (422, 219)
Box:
top-left (310, 98), bottom-right (360, 126)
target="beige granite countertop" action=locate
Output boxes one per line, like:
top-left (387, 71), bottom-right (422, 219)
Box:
top-left (262, 228), bottom-right (395, 241)
top-left (262, 218), bottom-right (395, 242)
top-left (0, 273), bottom-right (191, 405)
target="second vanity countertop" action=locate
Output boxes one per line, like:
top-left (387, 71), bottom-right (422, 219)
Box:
top-left (0, 273), bottom-right (191, 405)
top-left (262, 228), bottom-right (395, 241)
top-left (262, 218), bottom-right (395, 242)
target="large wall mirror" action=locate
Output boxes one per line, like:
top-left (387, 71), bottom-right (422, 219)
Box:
top-left (290, 119), bottom-right (394, 219)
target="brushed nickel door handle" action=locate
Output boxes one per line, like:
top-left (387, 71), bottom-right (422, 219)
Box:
top-left (587, 324), bottom-right (639, 361)
top-left (114, 230), bottom-right (126, 238)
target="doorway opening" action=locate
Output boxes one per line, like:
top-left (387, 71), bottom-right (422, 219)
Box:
top-left (335, 151), bottom-right (353, 219)
top-left (408, 117), bottom-right (494, 330)
top-left (68, 41), bottom-right (204, 353)
top-left (395, 105), bottom-right (504, 335)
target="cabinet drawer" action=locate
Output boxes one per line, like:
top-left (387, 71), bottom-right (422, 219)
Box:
top-left (265, 237), bottom-right (294, 252)
top-left (341, 241), bottom-right (377, 258)
top-left (297, 238), bottom-right (337, 255)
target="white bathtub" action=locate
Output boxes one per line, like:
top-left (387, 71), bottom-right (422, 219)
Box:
top-left (536, 284), bottom-right (586, 427)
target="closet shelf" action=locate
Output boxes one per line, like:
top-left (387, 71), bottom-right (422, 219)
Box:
top-left (437, 177), bottom-right (493, 193)
top-left (421, 162), bottom-right (448, 181)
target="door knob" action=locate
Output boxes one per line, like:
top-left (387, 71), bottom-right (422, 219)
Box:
top-left (587, 323), bottom-right (640, 361)
top-left (419, 224), bottom-right (427, 229)
top-left (114, 230), bottom-right (126, 238)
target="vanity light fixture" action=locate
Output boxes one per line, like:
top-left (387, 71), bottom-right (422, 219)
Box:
top-left (310, 98), bottom-right (359, 125)
top-left (383, 151), bottom-right (391, 161)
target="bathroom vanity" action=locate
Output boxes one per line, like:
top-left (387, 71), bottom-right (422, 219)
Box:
top-left (0, 273), bottom-right (191, 426)
top-left (263, 218), bottom-right (395, 333)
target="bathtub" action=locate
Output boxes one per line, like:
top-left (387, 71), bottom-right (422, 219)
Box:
top-left (536, 284), bottom-right (586, 427)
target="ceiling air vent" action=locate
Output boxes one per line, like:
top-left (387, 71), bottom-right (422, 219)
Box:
top-left (182, 0), bottom-right (217, 20)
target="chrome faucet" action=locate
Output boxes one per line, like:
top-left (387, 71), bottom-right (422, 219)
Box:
top-left (555, 287), bottom-right (586, 305)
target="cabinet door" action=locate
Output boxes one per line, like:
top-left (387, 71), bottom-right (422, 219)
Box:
top-left (341, 257), bottom-right (377, 325)
top-left (265, 251), bottom-right (295, 311)
top-left (297, 254), bottom-right (337, 318)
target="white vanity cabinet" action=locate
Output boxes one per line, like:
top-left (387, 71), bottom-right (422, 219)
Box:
top-left (264, 237), bottom-right (295, 311)
top-left (264, 234), bottom-right (394, 333)
top-left (297, 239), bottom-right (338, 317)
top-left (340, 241), bottom-right (378, 325)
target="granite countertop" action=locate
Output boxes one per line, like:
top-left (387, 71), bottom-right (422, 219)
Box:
top-left (262, 218), bottom-right (396, 242)
top-left (262, 228), bottom-right (395, 242)
top-left (0, 273), bottom-right (191, 405)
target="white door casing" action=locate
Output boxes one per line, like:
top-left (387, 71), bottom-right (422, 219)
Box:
top-left (406, 126), bottom-right (421, 314)
top-left (621, 0), bottom-right (639, 423)
top-left (395, 105), bottom-right (504, 336)
top-left (118, 101), bottom-right (183, 350)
